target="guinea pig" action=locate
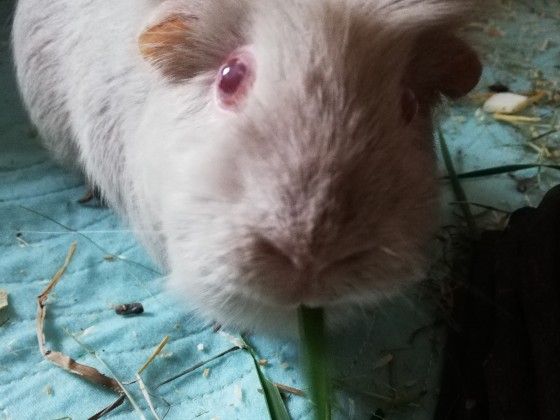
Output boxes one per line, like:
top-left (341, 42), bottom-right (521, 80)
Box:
top-left (12, 0), bottom-right (482, 333)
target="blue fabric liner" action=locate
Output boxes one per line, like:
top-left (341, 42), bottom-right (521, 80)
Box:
top-left (1, 1), bottom-right (559, 419)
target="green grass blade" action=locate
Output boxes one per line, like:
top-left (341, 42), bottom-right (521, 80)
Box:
top-left (438, 130), bottom-right (479, 240)
top-left (240, 335), bottom-right (291, 420)
top-left (298, 306), bottom-right (331, 420)
top-left (451, 163), bottom-right (560, 179)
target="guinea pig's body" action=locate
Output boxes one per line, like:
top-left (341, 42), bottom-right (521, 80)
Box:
top-left (12, 0), bottom-right (482, 333)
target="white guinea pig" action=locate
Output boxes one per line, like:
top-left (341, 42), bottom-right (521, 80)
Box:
top-left (12, 0), bottom-right (482, 333)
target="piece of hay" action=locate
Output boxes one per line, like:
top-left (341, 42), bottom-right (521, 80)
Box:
top-left (0, 290), bottom-right (8, 326)
top-left (36, 243), bottom-right (122, 392)
top-left (36, 242), bottom-right (131, 420)
top-left (136, 336), bottom-right (170, 420)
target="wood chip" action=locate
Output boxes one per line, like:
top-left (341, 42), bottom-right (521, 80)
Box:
top-left (483, 93), bottom-right (530, 113)
top-left (484, 91), bottom-right (547, 114)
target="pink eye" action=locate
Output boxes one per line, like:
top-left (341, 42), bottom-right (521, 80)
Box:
top-left (217, 50), bottom-right (255, 109)
top-left (220, 59), bottom-right (247, 94)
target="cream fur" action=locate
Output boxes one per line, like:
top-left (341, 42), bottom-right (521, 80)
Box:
top-left (12, 0), bottom-right (480, 334)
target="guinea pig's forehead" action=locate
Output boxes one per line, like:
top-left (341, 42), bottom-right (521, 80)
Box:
top-left (249, 2), bottom-right (406, 62)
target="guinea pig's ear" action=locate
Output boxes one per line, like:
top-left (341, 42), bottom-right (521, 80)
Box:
top-left (405, 32), bottom-right (482, 109)
top-left (138, 14), bottom-right (194, 80)
top-left (432, 35), bottom-right (482, 99)
top-left (138, 1), bottom-right (249, 83)
top-left (139, 16), bottom-right (190, 62)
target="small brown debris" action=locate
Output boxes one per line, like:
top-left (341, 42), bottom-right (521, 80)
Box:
top-left (274, 382), bottom-right (305, 397)
top-left (508, 173), bottom-right (539, 193)
top-left (487, 27), bottom-right (503, 37)
top-left (77, 190), bottom-right (95, 204)
top-left (114, 302), bottom-right (144, 315)
top-left (77, 187), bottom-right (102, 204)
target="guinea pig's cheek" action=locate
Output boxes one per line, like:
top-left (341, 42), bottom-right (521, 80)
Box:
top-left (401, 87), bottom-right (418, 125)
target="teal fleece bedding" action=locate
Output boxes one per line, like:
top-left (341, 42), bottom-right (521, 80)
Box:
top-left (1, 1), bottom-right (559, 419)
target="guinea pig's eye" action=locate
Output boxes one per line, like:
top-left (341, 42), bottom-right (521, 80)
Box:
top-left (217, 50), bottom-right (255, 110)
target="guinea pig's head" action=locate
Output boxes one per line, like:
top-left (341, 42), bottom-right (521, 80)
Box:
top-left (136, 0), bottom-right (481, 333)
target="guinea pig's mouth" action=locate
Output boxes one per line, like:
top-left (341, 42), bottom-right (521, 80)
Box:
top-left (236, 271), bottom-right (333, 308)
top-left (275, 292), bottom-right (334, 308)
top-left (232, 233), bottom-right (431, 311)
top-left (254, 285), bottom-right (324, 308)
top-left (243, 280), bottom-right (382, 312)
top-left (242, 239), bottom-right (381, 306)
top-left (245, 273), bottom-right (368, 309)
top-left (244, 259), bottom-right (424, 309)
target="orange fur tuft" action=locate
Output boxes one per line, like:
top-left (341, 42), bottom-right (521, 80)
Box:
top-left (139, 16), bottom-right (190, 62)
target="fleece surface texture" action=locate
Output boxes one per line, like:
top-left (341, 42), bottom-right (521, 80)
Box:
top-left (1, 1), bottom-right (559, 419)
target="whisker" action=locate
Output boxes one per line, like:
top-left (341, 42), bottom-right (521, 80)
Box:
top-left (17, 205), bottom-right (162, 275)
top-left (14, 230), bottom-right (156, 234)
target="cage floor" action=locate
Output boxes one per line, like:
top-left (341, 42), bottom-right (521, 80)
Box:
top-left (1, 1), bottom-right (559, 419)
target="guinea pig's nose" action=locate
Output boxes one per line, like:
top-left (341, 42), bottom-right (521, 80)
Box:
top-left (253, 235), bottom-right (314, 273)
top-left (253, 232), bottom-right (373, 273)
top-left (251, 233), bottom-right (373, 305)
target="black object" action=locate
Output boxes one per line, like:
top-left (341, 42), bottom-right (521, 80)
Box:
top-left (115, 302), bottom-right (144, 315)
top-left (488, 83), bottom-right (510, 93)
top-left (435, 185), bottom-right (560, 420)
